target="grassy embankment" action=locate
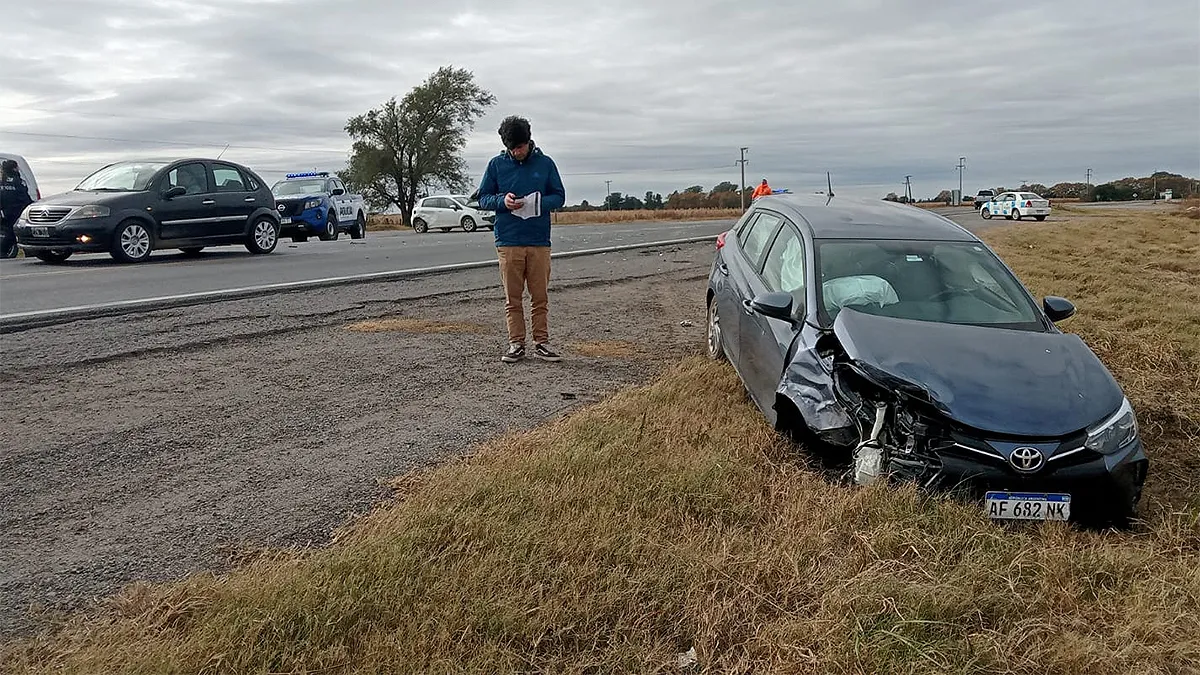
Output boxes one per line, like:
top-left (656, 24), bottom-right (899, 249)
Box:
top-left (4, 205), bottom-right (1198, 674)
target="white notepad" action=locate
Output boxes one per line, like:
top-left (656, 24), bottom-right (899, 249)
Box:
top-left (511, 191), bottom-right (541, 219)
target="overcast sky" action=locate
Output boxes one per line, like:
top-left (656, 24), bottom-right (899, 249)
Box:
top-left (4, 0), bottom-right (1198, 203)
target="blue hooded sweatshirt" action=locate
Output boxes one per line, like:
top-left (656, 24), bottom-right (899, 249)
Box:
top-left (476, 141), bottom-right (565, 247)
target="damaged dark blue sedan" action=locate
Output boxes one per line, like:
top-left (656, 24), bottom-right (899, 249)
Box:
top-left (706, 193), bottom-right (1148, 525)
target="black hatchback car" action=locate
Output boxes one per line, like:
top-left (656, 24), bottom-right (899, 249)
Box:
top-left (13, 158), bottom-right (282, 263)
top-left (706, 193), bottom-right (1147, 526)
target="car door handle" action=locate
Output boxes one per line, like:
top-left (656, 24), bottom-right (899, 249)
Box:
top-left (718, 263), bottom-right (729, 276)
top-left (202, 199), bottom-right (215, 205)
top-left (244, 197), bottom-right (256, 202)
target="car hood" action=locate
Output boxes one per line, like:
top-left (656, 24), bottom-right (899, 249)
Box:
top-left (37, 190), bottom-right (143, 206)
top-left (831, 308), bottom-right (1124, 437)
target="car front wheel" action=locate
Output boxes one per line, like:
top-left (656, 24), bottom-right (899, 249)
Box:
top-left (321, 212), bottom-right (339, 241)
top-left (981, 208), bottom-right (992, 219)
top-left (246, 217), bottom-right (280, 254)
top-left (111, 220), bottom-right (154, 263)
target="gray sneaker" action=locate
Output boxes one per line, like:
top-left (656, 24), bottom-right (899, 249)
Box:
top-left (502, 343), bottom-right (525, 363)
top-left (533, 343), bottom-right (561, 361)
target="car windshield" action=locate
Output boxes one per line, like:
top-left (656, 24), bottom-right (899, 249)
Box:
top-left (816, 239), bottom-right (1045, 330)
top-left (272, 179), bottom-right (325, 196)
top-left (75, 162), bottom-right (167, 191)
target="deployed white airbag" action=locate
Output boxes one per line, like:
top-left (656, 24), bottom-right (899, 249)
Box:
top-left (823, 275), bottom-right (899, 311)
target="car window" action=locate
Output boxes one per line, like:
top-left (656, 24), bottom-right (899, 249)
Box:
top-left (738, 211), bottom-right (782, 271)
top-left (244, 172), bottom-right (260, 191)
top-left (816, 239), bottom-right (1044, 330)
top-left (212, 164), bottom-right (246, 193)
top-left (167, 163), bottom-right (209, 195)
top-left (762, 222), bottom-right (805, 294)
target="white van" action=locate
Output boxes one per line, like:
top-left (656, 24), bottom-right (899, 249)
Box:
top-left (0, 152), bottom-right (41, 203)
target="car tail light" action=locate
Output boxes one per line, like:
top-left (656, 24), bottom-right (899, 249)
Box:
top-left (716, 232), bottom-right (727, 249)
top-left (1025, 200), bottom-right (1032, 208)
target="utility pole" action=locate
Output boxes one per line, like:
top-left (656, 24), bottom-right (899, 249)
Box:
top-left (904, 175), bottom-right (912, 203)
top-left (956, 157), bottom-right (966, 204)
top-left (737, 147), bottom-right (749, 210)
top-left (605, 180), bottom-right (611, 209)
top-left (1086, 168), bottom-right (1092, 202)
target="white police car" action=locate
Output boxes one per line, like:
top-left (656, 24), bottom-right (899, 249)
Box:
top-left (980, 191), bottom-right (1051, 221)
top-left (271, 171), bottom-right (367, 242)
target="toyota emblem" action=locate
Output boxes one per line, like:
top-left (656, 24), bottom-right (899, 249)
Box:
top-left (1010, 446), bottom-right (1044, 473)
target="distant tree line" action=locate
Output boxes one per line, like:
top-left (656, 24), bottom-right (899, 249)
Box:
top-left (908, 171), bottom-right (1198, 204)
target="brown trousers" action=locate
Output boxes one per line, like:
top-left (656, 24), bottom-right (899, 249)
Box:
top-left (497, 246), bottom-right (551, 345)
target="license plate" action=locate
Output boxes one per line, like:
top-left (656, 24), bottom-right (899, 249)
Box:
top-left (32, 227), bottom-right (48, 237)
top-left (985, 491), bottom-right (1070, 521)
top-left (280, 217), bottom-right (292, 224)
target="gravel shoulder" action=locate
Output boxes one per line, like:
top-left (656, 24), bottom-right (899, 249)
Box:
top-left (0, 242), bottom-right (716, 639)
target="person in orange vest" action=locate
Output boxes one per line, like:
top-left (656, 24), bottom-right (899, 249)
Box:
top-left (751, 178), bottom-right (773, 200)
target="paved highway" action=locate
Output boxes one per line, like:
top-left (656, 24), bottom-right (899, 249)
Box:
top-left (0, 206), bottom-right (1001, 316)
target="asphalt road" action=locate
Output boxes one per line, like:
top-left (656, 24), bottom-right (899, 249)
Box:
top-left (0, 206), bottom-right (997, 316)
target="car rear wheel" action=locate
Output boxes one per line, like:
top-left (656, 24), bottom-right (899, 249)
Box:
top-left (35, 251), bottom-right (72, 264)
top-left (1013, 209), bottom-right (1023, 221)
top-left (706, 297), bottom-right (726, 361)
top-left (246, 217), bottom-right (279, 254)
top-left (110, 220), bottom-right (153, 263)
top-left (351, 213), bottom-right (366, 239)
top-left (413, 218), bottom-right (428, 233)
top-left (461, 216), bottom-right (477, 232)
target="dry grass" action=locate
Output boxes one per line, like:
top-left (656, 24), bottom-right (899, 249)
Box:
top-left (4, 209), bottom-right (1199, 674)
top-left (345, 317), bottom-right (489, 334)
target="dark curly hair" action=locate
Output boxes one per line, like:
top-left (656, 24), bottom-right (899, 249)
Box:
top-left (498, 115), bottom-right (531, 149)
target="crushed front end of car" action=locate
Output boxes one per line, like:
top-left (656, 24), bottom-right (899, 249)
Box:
top-left (781, 308), bottom-right (1149, 526)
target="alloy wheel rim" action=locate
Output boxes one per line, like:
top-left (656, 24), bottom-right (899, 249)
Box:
top-left (121, 225), bottom-right (150, 258)
top-left (255, 221), bottom-right (277, 249)
top-left (707, 303), bottom-right (720, 356)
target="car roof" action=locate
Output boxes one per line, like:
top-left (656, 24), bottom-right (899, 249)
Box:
top-left (753, 193), bottom-right (979, 241)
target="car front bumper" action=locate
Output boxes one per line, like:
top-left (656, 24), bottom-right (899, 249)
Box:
top-left (279, 207), bottom-right (326, 233)
top-left (13, 220), bottom-right (115, 253)
top-left (929, 437), bottom-right (1148, 520)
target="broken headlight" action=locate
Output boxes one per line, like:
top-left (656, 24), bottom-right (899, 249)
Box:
top-left (1084, 397), bottom-right (1138, 455)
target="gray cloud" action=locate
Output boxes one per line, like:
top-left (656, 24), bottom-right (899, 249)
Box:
top-left (3, 0), bottom-right (1197, 203)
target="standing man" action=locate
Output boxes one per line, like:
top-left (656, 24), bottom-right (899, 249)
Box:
top-left (0, 159), bottom-right (34, 259)
top-left (476, 115), bottom-right (567, 363)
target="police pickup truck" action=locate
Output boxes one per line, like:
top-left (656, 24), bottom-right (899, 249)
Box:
top-left (271, 171), bottom-right (366, 242)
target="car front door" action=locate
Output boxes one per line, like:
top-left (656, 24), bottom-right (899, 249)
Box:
top-left (154, 162), bottom-right (216, 241)
top-left (210, 162), bottom-right (257, 237)
top-left (740, 218), bottom-right (809, 420)
top-left (331, 179), bottom-right (354, 223)
top-left (716, 209), bottom-right (782, 370)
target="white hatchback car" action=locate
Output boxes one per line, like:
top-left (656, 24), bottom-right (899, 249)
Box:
top-left (980, 191), bottom-right (1051, 221)
top-left (411, 194), bottom-right (494, 233)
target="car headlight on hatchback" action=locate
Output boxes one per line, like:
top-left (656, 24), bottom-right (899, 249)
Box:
top-left (1085, 397), bottom-right (1138, 455)
top-left (304, 199), bottom-right (321, 209)
top-left (66, 205), bottom-right (111, 220)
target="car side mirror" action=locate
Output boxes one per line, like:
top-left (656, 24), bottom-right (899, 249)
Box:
top-left (163, 186), bottom-right (187, 199)
top-left (1043, 296), bottom-right (1076, 322)
top-left (331, 187), bottom-right (345, 196)
top-left (749, 291), bottom-right (797, 324)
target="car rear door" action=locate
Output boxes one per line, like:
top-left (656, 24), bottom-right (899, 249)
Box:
top-left (739, 217), bottom-right (808, 419)
top-left (210, 162), bottom-right (257, 237)
top-left (154, 161), bottom-right (217, 241)
top-left (716, 209), bottom-right (782, 369)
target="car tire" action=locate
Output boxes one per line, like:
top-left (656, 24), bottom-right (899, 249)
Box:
top-left (321, 211), bottom-right (339, 241)
top-left (35, 251), bottom-right (72, 264)
top-left (413, 218), bottom-right (428, 234)
top-left (351, 213), bottom-right (366, 239)
top-left (179, 246), bottom-right (204, 256)
top-left (1013, 209), bottom-right (1022, 221)
top-left (246, 217), bottom-right (280, 254)
top-left (1035, 215), bottom-right (1046, 221)
top-left (706, 297), bottom-right (726, 361)
top-left (110, 219), bottom-right (154, 263)
top-left (461, 216), bottom-right (477, 232)
top-left (980, 208), bottom-right (992, 219)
